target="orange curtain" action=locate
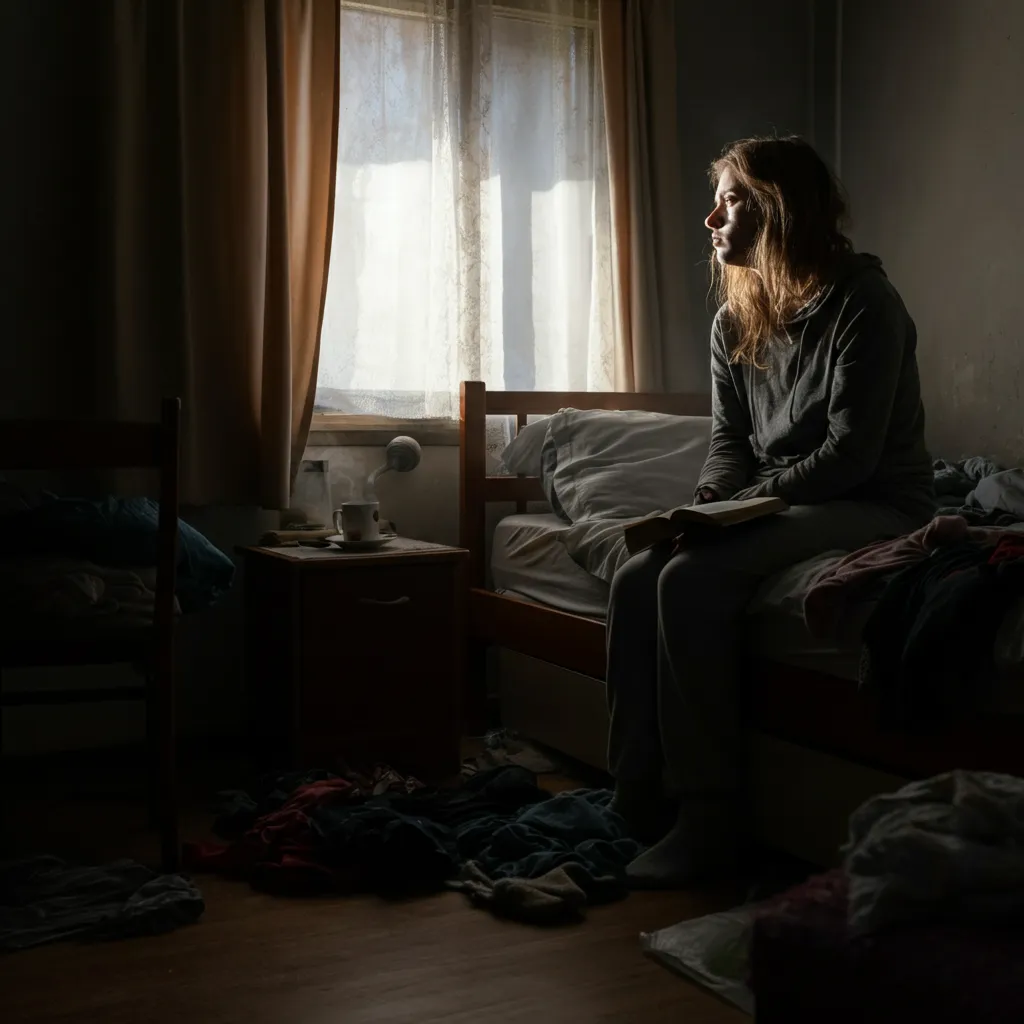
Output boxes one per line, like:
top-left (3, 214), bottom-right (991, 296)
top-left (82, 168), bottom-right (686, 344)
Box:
top-left (599, 0), bottom-right (692, 393)
top-left (105, 0), bottom-right (340, 506)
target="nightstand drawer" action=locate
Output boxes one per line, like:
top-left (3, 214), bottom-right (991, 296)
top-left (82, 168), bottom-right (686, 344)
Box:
top-left (297, 562), bottom-right (461, 771)
top-left (302, 563), bottom-right (453, 623)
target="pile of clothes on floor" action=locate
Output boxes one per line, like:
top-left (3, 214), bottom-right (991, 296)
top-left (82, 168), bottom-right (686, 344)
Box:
top-left (0, 856), bottom-right (204, 952)
top-left (184, 764), bottom-right (642, 924)
top-left (803, 457), bottom-right (1024, 727)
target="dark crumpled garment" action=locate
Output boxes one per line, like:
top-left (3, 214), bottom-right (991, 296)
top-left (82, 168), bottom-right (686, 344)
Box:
top-left (0, 856), bottom-right (203, 952)
top-left (449, 788), bottom-right (642, 921)
top-left (932, 457), bottom-right (1023, 526)
top-left (932, 456), bottom-right (1003, 503)
top-left (0, 495), bottom-right (234, 612)
top-left (458, 788), bottom-right (640, 882)
top-left (861, 541), bottom-right (1024, 727)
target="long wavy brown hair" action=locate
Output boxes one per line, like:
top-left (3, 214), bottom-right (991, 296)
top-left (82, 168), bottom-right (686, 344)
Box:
top-left (710, 136), bottom-right (852, 367)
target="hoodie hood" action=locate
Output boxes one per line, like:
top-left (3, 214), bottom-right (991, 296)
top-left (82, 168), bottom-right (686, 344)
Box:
top-left (788, 252), bottom-right (886, 323)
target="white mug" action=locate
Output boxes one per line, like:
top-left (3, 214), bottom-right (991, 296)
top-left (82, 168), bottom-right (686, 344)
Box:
top-left (334, 501), bottom-right (380, 542)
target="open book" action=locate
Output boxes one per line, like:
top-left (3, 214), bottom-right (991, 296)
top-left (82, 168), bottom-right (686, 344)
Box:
top-left (622, 496), bottom-right (788, 556)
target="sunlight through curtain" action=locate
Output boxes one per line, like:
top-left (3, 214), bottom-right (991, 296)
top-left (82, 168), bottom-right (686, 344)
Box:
top-left (316, 0), bottom-right (619, 419)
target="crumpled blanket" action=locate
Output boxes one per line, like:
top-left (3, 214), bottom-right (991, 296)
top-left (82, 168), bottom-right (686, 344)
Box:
top-left (933, 457), bottom-right (1024, 526)
top-left (842, 770), bottom-right (1024, 935)
top-left (932, 456), bottom-right (1004, 502)
top-left (0, 855), bottom-right (203, 951)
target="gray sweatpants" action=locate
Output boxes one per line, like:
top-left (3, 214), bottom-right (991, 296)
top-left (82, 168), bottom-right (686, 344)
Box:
top-left (606, 501), bottom-right (922, 798)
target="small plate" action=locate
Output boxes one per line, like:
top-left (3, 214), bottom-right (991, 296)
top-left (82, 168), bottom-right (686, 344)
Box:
top-left (325, 534), bottom-right (397, 552)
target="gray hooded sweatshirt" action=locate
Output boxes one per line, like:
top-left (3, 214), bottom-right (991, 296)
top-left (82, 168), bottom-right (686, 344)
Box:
top-left (695, 253), bottom-right (935, 521)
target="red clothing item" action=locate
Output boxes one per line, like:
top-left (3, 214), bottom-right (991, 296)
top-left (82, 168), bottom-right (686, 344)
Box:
top-left (989, 534), bottom-right (1024, 565)
top-left (183, 777), bottom-right (360, 894)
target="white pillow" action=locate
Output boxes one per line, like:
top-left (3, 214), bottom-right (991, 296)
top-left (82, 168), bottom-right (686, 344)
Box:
top-left (495, 416), bottom-right (550, 475)
top-left (541, 408), bottom-right (711, 522)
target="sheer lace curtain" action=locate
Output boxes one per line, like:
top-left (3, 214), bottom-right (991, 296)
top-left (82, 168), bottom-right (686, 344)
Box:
top-left (316, 0), bottom-right (619, 420)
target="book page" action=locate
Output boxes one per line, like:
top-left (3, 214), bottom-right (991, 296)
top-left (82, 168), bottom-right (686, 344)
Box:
top-left (671, 496), bottom-right (781, 520)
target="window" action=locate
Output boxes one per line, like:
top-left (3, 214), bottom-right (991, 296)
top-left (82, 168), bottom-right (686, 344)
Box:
top-left (315, 0), bottom-right (615, 422)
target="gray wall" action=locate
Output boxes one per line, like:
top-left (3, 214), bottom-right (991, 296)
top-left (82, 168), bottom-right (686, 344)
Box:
top-left (840, 0), bottom-right (1024, 464)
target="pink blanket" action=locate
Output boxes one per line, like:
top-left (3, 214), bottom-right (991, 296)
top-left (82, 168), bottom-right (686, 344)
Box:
top-left (803, 516), bottom-right (1013, 638)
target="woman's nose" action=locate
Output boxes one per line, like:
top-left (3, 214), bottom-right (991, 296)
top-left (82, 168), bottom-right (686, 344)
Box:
top-left (705, 203), bottom-right (724, 230)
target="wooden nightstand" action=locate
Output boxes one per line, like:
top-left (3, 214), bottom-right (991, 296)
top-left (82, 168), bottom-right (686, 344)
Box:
top-left (240, 539), bottom-right (468, 780)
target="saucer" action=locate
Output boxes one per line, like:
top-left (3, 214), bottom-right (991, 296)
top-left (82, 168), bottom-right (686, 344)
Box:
top-left (326, 533), bottom-right (397, 552)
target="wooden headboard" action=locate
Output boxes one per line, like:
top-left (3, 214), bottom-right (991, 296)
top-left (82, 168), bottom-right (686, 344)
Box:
top-left (458, 381), bottom-right (712, 588)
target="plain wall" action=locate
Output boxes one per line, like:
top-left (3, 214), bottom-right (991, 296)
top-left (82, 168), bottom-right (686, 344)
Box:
top-left (840, 0), bottom-right (1024, 464)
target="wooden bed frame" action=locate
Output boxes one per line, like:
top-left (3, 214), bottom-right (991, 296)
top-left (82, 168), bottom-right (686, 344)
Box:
top-left (457, 380), bottom-right (1024, 786)
top-left (458, 380), bottom-right (711, 688)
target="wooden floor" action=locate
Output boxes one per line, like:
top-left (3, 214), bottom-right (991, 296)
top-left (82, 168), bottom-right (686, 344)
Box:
top-left (1, 750), bottom-right (749, 1024)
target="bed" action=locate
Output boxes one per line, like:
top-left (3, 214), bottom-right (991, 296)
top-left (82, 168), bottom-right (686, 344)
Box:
top-left (459, 381), bottom-right (1024, 863)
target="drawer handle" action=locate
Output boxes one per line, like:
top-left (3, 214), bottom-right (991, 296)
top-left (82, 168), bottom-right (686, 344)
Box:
top-left (357, 595), bottom-right (411, 606)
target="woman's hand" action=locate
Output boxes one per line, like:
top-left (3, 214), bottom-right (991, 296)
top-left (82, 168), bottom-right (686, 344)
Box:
top-left (694, 487), bottom-right (718, 505)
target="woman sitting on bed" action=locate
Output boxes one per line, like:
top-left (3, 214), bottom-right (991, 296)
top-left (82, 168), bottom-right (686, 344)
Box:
top-left (608, 135), bottom-right (936, 887)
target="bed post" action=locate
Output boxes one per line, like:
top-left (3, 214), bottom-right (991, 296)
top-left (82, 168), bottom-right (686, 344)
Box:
top-left (459, 381), bottom-right (486, 588)
top-left (459, 381), bottom-right (488, 731)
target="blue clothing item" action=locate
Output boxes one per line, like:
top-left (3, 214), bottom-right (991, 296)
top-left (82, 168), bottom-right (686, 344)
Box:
top-left (463, 789), bottom-right (641, 884)
top-left (0, 495), bottom-right (234, 612)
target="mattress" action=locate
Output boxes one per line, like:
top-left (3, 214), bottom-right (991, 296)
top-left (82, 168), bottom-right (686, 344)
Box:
top-left (489, 515), bottom-right (858, 671)
top-left (490, 514), bottom-right (1024, 695)
top-left (491, 513), bottom-right (609, 619)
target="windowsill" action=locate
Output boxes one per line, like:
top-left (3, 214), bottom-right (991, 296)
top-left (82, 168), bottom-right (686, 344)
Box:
top-left (307, 414), bottom-right (459, 447)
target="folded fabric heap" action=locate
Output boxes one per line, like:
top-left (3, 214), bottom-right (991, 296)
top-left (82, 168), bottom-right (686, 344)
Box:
top-left (184, 765), bottom-right (642, 924)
